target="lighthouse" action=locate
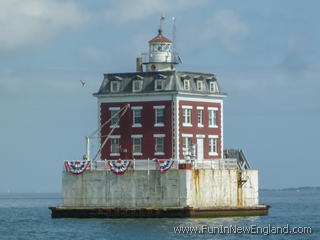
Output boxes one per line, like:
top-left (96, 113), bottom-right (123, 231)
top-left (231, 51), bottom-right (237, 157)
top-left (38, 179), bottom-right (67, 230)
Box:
top-left (146, 28), bottom-right (175, 72)
top-left (51, 21), bottom-right (269, 218)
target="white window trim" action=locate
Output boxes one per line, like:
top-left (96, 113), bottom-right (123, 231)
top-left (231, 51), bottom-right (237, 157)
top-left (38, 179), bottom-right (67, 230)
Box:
top-left (209, 82), bottom-right (218, 93)
top-left (196, 106), bottom-right (204, 110)
top-left (132, 135), bottom-right (142, 155)
top-left (154, 107), bottom-right (165, 127)
top-left (196, 80), bottom-right (203, 91)
top-left (208, 108), bottom-right (218, 128)
top-left (132, 108), bottom-right (142, 128)
top-left (131, 106), bottom-right (143, 110)
top-left (131, 134), bottom-right (142, 138)
top-left (109, 107), bottom-right (120, 110)
top-left (154, 79), bottom-right (164, 91)
top-left (110, 135), bottom-right (121, 139)
top-left (197, 109), bottom-right (203, 128)
top-left (153, 134), bottom-right (165, 137)
top-left (183, 79), bottom-right (190, 90)
top-left (154, 152), bottom-right (165, 156)
top-left (182, 134), bottom-right (193, 137)
top-left (182, 108), bottom-right (192, 127)
top-left (182, 105), bottom-right (193, 109)
top-left (110, 108), bottom-right (120, 128)
top-left (153, 105), bottom-right (165, 109)
top-left (133, 153), bottom-right (143, 156)
top-left (110, 153), bottom-right (120, 156)
top-left (208, 136), bottom-right (218, 156)
top-left (154, 135), bottom-right (165, 156)
top-left (132, 80), bottom-right (143, 92)
top-left (208, 135), bottom-right (218, 138)
top-left (110, 81), bottom-right (120, 92)
top-left (196, 134), bottom-right (205, 138)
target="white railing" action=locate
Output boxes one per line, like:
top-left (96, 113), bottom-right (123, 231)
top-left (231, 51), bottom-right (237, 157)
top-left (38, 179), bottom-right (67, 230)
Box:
top-left (88, 158), bottom-right (238, 171)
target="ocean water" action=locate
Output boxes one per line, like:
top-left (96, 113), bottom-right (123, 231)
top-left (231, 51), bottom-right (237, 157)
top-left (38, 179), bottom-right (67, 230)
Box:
top-left (0, 191), bottom-right (319, 240)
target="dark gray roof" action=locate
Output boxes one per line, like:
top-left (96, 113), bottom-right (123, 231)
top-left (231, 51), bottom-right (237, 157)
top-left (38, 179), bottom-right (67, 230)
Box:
top-left (94, 70), bottom-right (226, 96)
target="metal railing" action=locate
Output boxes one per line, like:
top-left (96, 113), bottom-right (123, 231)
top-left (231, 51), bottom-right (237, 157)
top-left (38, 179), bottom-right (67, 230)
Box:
top-left (88, 158), bottom-right (238, 171)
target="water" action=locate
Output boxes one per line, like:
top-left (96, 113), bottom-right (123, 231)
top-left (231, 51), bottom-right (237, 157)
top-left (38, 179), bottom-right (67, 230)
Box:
top-left (0, 191), bottom-right (319, 240)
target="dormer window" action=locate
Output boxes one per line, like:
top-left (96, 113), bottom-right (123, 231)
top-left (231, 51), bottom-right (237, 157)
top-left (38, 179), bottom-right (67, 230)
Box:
top-left (132, 80), bottom-right (143, 92)
top-left (209, 81), bottom-right (219, 93)
top-left (183, 79), bottom-right (190, 90)
top-left (196, 81), bottom-right (203, 91)
top-left (155, 79), bottom-right (164, 91)
top-left (110, 81), bottom-right (120, 93)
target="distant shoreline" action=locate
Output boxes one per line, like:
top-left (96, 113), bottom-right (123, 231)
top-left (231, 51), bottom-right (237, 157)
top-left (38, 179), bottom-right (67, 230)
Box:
top-left (261, 186), bottom-right (320, 192)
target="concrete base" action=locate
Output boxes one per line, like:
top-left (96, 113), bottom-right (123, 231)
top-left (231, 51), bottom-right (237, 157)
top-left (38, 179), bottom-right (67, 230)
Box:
top-left (49, 205), bottom-right (270, 218)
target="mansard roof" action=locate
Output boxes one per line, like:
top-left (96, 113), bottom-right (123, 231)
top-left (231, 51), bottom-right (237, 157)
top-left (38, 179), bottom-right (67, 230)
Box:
top-left (93, 70), bottom-right (226, 97)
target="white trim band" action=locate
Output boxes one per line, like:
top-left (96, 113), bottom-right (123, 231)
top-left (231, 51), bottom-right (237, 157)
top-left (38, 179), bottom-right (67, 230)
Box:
top-left (153, 105), bottom-right (165, 109)
top-left (182, 134), bottom-right (193, 137)
top-left (131, 134), bottom-right (143, 138)
top-left (153, 134), bottom-right (165, 137)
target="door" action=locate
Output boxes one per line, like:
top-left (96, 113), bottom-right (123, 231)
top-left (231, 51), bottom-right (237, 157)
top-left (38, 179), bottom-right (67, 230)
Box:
top-left (197, 138), bottom-right (204, 161)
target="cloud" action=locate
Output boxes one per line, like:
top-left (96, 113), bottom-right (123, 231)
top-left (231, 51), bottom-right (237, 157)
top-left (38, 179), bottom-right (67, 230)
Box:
top-left (103, 0), bottom-right (209, 24)
top-left (0, 0), bottom-right (89, 53)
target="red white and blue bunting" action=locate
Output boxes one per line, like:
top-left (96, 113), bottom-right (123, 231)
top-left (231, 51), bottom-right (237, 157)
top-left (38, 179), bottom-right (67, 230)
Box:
top-left (64, 161), bottom-right (90, 175)
top-left (108, 160), bottom-right (131, 175)
top-left (155, 159), bottom-right (174, 173)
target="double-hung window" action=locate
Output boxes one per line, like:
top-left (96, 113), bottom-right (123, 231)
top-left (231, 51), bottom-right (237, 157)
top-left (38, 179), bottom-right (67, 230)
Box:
top-left (196, 106), bottom-right (204, 127)
top-left (131, 135), bottom-right (142, 156)
top-left (132, 106), bottom-right (142, 127)
top-left (182, 135), bottom-right (193, 156)
top-left (208, 108), bottom-right (218, 127)
top-left (154, 106), bottom-right (165, 127)
top-left (154, 134), bottom-right (165, 155)
top-left (110, 81), bottom-right (120, 92)
top-left (110, 136), bottom-right (120, 156)
top-left (182, 106), bottom-right (192, 127)
top-left (208, 135), bottom-right (218, 156)
top-left (109, 107), bottom-right (120, 128)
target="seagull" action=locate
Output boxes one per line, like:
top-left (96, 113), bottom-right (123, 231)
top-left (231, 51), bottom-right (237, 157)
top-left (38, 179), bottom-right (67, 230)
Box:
top-left (80, 80), bottom-right (86, 87)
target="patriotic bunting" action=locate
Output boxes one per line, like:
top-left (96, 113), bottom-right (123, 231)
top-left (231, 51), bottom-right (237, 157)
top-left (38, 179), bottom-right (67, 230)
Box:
top-left (65, 161), bottom-right (90, 175)
top-left (155, 159), bottom-right (174, 173)
top-left (108, 160), bottom-right (131, 175)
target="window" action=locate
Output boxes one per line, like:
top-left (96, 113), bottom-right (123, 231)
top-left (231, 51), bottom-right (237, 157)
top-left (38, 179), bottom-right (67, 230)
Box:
top-left (110, 137), bottom-right (120, 156)
top-left (196, 81), bottom-right (203, 91)
top-left (110, 108), bottom-right (120, 127)
top-left (132, 80), bottom-right (143, 92)
top-left (208, 109), bottom-right (217, 127)
top-left (154, 134), bottom-right (165, 155)
top-left (132, 107), bottom-right (142, 127)
top-left (208, 136), bottom-right (218, 156)
top-left (197, 109), bottom-right (203, 127)
top-left (110, 81), bottom-right (120, 92)
top-left (155, 79), bottom-right (164, 91)
top-left (132, 135), bottom-right (142, 156)
top-left (154, 106), bottom-right (165, 126)
top-left (182, 106), bottom-right (192, 126)
top-left (183, 79), bottom-right (190, 90)
top-left (209, 81), bottom-right (218, 93)
top-left (183, 136), bottom-right (192, 156)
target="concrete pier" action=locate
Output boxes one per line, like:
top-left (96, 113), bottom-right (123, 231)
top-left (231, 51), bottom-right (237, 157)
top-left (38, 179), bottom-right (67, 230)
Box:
top-left (50, 168), bottom-right (269, 218)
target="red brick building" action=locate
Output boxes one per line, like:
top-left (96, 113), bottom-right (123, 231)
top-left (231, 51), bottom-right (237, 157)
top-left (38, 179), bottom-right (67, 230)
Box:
top-left (94, 29), bottom-right (226, 162)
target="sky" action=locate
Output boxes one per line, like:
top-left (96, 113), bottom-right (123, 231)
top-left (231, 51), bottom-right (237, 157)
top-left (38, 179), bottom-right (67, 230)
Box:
top-left (0, 0), bottom-right (319, 192)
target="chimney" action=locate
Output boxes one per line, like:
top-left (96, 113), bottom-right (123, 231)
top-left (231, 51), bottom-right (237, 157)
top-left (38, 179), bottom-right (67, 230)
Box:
top-left (136, 57), bottom-right (143, 72)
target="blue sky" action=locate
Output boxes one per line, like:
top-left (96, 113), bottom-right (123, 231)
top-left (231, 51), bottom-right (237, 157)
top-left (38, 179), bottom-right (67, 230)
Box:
top-left (1, 0), bottom-right (319, 192)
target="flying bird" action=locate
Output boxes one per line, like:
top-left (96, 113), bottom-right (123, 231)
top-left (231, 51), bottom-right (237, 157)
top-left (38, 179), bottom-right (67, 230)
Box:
top-left (80, 80), bottom-right (86, 87)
